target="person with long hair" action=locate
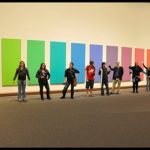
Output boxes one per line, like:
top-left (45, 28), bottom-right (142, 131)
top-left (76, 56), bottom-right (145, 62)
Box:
top-left (13, 61), bottom-right (30, 102)
top-left (36, 63), bottom-right (51, 100)
top-left (98, 62), bottom-right (110, 96)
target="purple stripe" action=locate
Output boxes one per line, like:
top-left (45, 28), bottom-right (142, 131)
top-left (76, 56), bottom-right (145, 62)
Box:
top-left (90, 44), bottom-right (103, 82)
top-left (106, 46), bottom-right (118, 81)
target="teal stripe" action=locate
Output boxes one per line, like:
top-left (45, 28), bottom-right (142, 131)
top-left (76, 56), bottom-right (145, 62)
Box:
top-left (50, 41), bottom-right (66, 84)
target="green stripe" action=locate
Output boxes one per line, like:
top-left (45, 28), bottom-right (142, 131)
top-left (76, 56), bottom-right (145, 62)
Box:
top-left (27, 40), bottom-right (45, 85)
top-left (50, 41), bottom-right (66, 84)
top-left (2, 38), bottom-right (21, 86)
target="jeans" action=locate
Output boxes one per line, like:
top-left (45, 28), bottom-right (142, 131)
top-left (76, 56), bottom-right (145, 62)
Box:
top-left (101, 81), bottom-right (109, 95)
top-left (38, 80), bottom-right (50, 99)
top-left (18, 80), bottom-right (26, 100)
top-left (62, 81), bottom-right (74, 98)
top-left (133, 82), bottom-right (138, 92)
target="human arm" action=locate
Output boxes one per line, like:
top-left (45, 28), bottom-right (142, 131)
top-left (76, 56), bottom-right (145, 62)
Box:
top-left (26, 69), bottom-right (30, 81)
top-left (108, 65), bottom-right (114, 71)
top-left (143, 63), bottom-right (148, 70)
top-left (13, 68), bottom-right (18, 81)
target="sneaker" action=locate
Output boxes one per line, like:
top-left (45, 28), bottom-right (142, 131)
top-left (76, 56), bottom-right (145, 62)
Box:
top-left (18, 98), bottom-right (22, 102)
top-left (47, 97), bottom-right (51, 100)
top-left (23, 97), bottom-right (27, 102)
top-left (60, 96), bottom-right (65, 99)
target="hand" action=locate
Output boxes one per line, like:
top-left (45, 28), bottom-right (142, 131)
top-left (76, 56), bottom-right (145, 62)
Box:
top-left (46, 76), bottom-right (49, 80)
top-left (108, 65), bottom-right (111, 68)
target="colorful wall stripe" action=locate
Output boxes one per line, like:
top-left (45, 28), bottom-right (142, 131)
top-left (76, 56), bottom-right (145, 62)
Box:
top-left (0, 38), bottom-right (148, 88)
top-left (135, 48), bottom-right (144, 80)
top-left (2, 38), bottom-right (21, 86)
top-left (106, 46), bottom-right (118, 81)
top-left (71, 43), bottom-right (85, 83)
top-left (90, 44), bottom-right (103, 82)
top-left (50, 41), bottom-right (66, 84)
top-left (27, 40), bottom-right (45, 85)
top-left (121, 47), bottom-right (132, 81)
top-left (147, 49), bottom-right (150, 67)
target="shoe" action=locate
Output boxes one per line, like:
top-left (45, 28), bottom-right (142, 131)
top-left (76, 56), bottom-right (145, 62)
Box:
top-left (107, 93), bottom-right (110, 96)
top-left (60, 96), bottom-right (65, 99)
top-left (101, 94), bottom-right (104, 96)
top-left (71, 97), bottom-right (74, 99)
top-left (47, 97), bottom-right (51, 100)
top-left (116, 93), bottom-right (119, 95)
top-left (110, 92), bottom-right (114, 94)
top-left (136, 91), bottom-right (139, 93)
top-left (41, 97), bottom-right (44, 100)
top-left (132, 91), bottom-right (135, 93)
top-left (23, 97), bottom-right (27, 102)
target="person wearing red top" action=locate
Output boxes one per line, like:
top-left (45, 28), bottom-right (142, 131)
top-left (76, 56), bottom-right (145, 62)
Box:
top-left (85, 60), bottom-right (95, 96)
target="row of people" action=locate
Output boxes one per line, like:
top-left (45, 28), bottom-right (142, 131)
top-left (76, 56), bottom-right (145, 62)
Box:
top-left (13, 60), bottom-right (150, 102)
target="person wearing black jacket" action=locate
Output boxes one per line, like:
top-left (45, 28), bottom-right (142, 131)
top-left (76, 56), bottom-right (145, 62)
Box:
top-left (36, 63), bottom-right (51, 100)
top-left (129, 62), bottom-right (143, 93)
top-left (60, 62), bottom-right (79, 99)
top-left (13, 61), bottom-right (30, 102)
top-left (98, 62), bottom-right (110, 96)
top-left (143, 63), bottom-right (150, 91)
top-left (109, 62), bottom-right (124, 94)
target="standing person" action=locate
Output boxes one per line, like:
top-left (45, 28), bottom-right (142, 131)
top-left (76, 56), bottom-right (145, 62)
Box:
top-left (98, 62), bottom-right (110, 96)
top-left (36, 63), bottom-right (51, 100)
top-left (129, 62), bottom-right (143, 93)
top-left (143, 63), bottom-right (150, 91)
top-left (60, 62), bottom-right (79, 99)
top-left (85, 60), bottom-right (95, 97)
top-left (109, 62), bottom-right (124, 94)
top-left (13, 61), bottom-right (30, 102)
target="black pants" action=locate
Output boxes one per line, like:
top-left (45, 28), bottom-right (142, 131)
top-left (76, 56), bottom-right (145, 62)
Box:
top-left (62, 81), bottom-right (74, 98)
top-left (133, 81), bottom-right (139, 92)
top-left (38, 80), bottom-right (50, 99)
top-left (101, 81), bottom-right (109, 95)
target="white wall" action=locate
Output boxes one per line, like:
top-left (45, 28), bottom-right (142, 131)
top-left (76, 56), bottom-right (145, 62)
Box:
top-left (0, 2), bottom-right (150, 94)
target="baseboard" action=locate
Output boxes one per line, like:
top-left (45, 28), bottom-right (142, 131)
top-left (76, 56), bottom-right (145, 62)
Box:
top-left (0, 85), bottom-right (146, 97)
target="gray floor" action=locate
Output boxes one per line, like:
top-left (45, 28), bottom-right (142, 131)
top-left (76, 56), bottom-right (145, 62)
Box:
top-left (0, 88), bottom-right (150, 147)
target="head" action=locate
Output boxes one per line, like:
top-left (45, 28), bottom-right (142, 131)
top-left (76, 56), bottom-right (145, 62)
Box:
top-left (135, 62), bottom-right (139, 66)
top-left (101, 62), bottom-right (106, 68)
top-left (90, 60), bottom-right (94, 66)
top-left (116, 62), bottom-right (120, 67)
top-left (40, 63), bottom-right (46, 70)
top-left (69, 62), bottom-right (74, 69)
top-left (19, 61), bottom-right (25, 68)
